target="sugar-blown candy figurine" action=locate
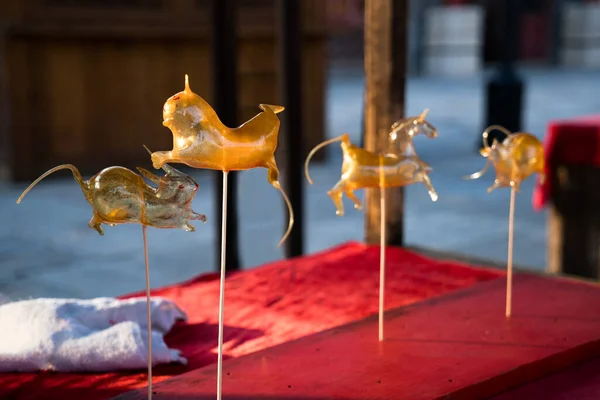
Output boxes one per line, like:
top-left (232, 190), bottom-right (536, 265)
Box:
top-left (305, 110), bottom-right (439, 342)
top-left (150, 74), bottom-right (293, 246)
top-left (149, 74), bottom-right (294, 400)
top-left (465, 124), bottom-right (545, 318)
top-left (466, 124), bottom-right (545, 193)
top-left (17, 156), bottom-right (206, 234)
top-left (304, 109), bottom-right (439, 216)
top-left (16, 150), bottom-right (206, 400)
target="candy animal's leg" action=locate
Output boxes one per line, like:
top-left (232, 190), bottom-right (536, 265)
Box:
top-left (190, 211), bottom-right (207, 222)
top-left (509, 180), bottom-right (522, 194)
top-left (345, 189), bottom-right (362, 210)
top-left (182, 223), bottom-right (196, 232)
top-left (487, 179), bottom-right (503, 193)
top-left (420, 174), bottom-right (439, 202)
top-left (327, 181), bottom-right (346, 216)
top-left (88, 214), bottom-right (105, 236)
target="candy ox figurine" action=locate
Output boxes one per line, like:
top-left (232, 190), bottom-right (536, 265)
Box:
top-left (149, 75), bottom-right (293, 246)
top-left (17, 150), bottom-right (207, 234)
top-left (465, 125), bottom-right (545, 192)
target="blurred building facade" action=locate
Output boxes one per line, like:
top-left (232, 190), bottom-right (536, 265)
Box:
top-left (326, 0), bottom-right (600, 74)
top-left (0, 0), bottom-right (328, 181)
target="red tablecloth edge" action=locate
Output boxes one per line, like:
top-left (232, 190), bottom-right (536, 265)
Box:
top-left (533, 115), bottom-right (600, 211)
top-left (120, 241), bottom-right (501, 300)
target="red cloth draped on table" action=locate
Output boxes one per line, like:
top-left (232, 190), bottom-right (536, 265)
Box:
top-left (0, 242), bottom-right (502, 400)
top-left (533, 115), bottom-right (600, 211)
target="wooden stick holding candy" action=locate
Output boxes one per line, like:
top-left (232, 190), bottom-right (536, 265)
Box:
top-left (464, 125), bottom-right (545, 318)
top-left (148, 75), bottom-right (294, 400)
top-left (304, 110), bottom-right (439, 341)
top-left (16, 154), bottom-right (206, 400)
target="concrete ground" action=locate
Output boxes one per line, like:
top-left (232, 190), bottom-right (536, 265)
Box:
top-left (1, 65), bottom-right (599, 301)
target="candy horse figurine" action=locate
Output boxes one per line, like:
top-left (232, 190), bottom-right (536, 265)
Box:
top-left (304, 109), bottom-right (439, 216)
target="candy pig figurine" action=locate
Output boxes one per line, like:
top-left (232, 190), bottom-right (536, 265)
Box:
top-left (17, 153), bottom-right (207, 234)
top-left (465, 125), bottom-right (545, 192)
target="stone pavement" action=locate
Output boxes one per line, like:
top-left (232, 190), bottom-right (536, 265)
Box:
top-left (1, 65), bottom-right (599, 300)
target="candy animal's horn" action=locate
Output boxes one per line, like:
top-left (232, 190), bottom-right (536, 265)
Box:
top-left (463, 159), bottom-right (491, 181)
top-left (161, 163), bottom-right (177, 175)
top-left (482, 125), bottom-right (512, 151)
top-left (136, 167), bottom-right (160, 185)
top-left (419, 108), bottom-right (430, 121)
top-left (184, 74), bottom-right (191, 93)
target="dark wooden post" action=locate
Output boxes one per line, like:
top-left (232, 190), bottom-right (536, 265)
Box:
top-left (277, 0), bottom-right (304, 258)
top-left (548, 165), bottom-right (600, 279)
top-left (363, 0), bottom-right (408, 246)
top-left (211, 0), bottom-right (241, 271)
top-left (481, 0), bottom-right (524, 147)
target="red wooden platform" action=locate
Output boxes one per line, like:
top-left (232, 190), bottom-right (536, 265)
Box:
top-left (0, 243), bottom-right (502, 400)
top-left (114, 273), bottom-right (600, 400)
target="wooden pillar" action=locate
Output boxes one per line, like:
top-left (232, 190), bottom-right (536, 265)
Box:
top-left (277, 0), bottom-right (304, 258)
top-left (0, 21), bottom-right (10, 181)
top-left (548, 165), bottom-right (600, 279)
top-left (363, 0), bottom-right (408, 245)
top-left (211, 0), bottom-right (241, 271)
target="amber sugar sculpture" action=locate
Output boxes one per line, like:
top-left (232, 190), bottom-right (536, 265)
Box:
top-left (150, 75), bottom-right (293, 246)
top-left (304, 110), bottom-right (439, 216)
top-left (17, 153), bottom-right (207, 234)
top-left (465, 125), bottom-right (545, 192)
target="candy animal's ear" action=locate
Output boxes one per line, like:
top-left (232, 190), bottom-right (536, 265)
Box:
top-left (136, 167), bottom-right (160, 184)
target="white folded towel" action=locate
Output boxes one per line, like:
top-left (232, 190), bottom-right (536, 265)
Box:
top-left (0, 296), bottom-right (188, 372)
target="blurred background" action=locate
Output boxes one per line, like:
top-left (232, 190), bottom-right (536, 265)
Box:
top-left (0, 0), bottom-right (599, 300)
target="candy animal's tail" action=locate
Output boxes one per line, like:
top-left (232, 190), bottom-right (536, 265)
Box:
top-left (259, 104), bottom-right (285, 114)
top-left (17, 164), bottom-right (88, 204)
top-left (304, 133), bottom-right (351, 185)
top-left (271, 181), bottom-right (294, 248)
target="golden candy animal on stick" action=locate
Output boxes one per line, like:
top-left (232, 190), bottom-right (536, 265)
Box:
top-left (304, 109), bottom-right (439, 216)
top-left (149, 74), bottom-right (294, 400)
top-left (464, 124), bottom-right (545, 319)
top-left (464, 124), bottom-right (545, 192)
top-left (305, 109), bottom-right (439, 342)
top-left (16, 147), bottom-right (206, 400)
top-left (16, 147), bottom-right (207, 234)
top-left (149, 75), bottom-right (293, 247)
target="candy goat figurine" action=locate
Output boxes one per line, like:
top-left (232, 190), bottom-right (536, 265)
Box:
top-left (465, 125), bottom-right (545, 192)
top-left (150, 75), bottom-right (293, 246)
top-left (304, 109), bottom-right (439, 216)
top-left (17, 153), bottom-right (207, 234)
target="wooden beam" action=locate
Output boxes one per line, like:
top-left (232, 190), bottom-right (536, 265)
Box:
top-left (211, 0), bottom-right (241, 271)
top-left (277, 0), bottom-right (304, 258)
top-left (363, 0), bottom-right (408, 245)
